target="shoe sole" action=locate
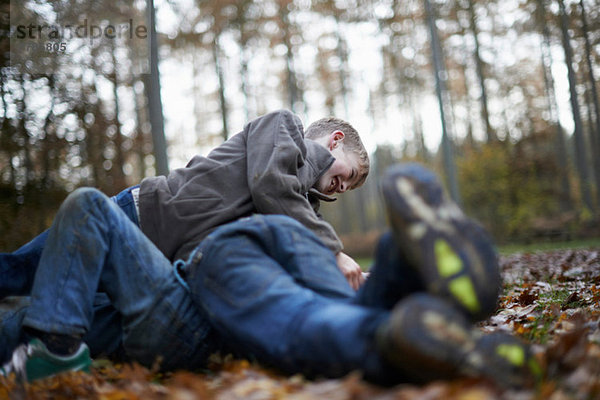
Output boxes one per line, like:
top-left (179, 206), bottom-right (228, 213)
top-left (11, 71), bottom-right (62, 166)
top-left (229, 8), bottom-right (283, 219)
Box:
top-left (474, 331), bottom-right (543, 387)
top-left (26, 340), bottom-right (91, 382)
top-left (381, 164), bottom-right (501, 320)
top-left (378, 293), bottom-right (477, 381)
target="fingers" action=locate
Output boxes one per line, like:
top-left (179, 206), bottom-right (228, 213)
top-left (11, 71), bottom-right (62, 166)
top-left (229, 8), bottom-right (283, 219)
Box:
top-left (356, 268), bottom-right (366, 288)
top-left (342, 267), bottom-right (356, 290)
top-left (345, 265), bottom-right (365, 290)
top-left (336, 252), bottom-right (366, 290)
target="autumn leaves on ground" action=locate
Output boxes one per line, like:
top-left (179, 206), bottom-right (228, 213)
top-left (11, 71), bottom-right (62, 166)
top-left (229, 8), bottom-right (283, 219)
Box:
top-left (2, 248), bottom-right (600, 400)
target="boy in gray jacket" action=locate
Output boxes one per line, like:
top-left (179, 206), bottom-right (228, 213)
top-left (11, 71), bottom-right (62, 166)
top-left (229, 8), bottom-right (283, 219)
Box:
top-left (139, 109), bottom-right (369, 288)
top-left (0, 109), bottom-right (370, 292)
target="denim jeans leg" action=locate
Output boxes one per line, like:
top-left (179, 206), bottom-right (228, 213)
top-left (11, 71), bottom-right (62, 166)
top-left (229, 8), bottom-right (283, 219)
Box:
top-left (22, 188), bottom-right (214, 371)
top-left (0, 295), bottom-right (123, 363)
top-left (80, 294), bottom-right (123, 360)
top-left (0, 230), bottom-right (49, 297)
top-left (0, 296), bottom-right (30, 363)
top-left (354, 232), bottom-right (426, 309)
top-left (185, 215), bottom-right (400, 384)
top-left (0, 186), bottom-right (140, 299)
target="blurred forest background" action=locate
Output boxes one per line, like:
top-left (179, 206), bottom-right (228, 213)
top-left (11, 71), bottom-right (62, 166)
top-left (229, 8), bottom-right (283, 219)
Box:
top-left (1, 0), bottom-right (599, 256)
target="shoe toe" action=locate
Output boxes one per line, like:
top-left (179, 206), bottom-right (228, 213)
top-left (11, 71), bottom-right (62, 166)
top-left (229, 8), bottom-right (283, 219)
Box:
top-left (377, 294), bottom-right (476, 382)
top-left (473, 332), bottom-right (543, 387)
top-left (381, 163), bottom-right (502, 322)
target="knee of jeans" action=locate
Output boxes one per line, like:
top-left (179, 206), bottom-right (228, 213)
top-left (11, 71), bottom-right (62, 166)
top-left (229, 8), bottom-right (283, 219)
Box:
top-left (62, 187), bottom-right (108, 213)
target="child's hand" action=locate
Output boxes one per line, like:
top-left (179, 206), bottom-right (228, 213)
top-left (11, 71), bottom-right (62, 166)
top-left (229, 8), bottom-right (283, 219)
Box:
top-left (335, 252), bottom-right (365, 290)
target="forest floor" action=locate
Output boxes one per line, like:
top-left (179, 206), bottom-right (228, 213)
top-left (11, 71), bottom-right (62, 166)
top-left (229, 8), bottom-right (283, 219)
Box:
top-left (2, 247), bottom-right (600, 399)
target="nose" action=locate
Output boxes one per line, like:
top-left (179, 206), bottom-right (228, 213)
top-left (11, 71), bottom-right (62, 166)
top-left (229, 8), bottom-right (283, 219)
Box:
top-left (338, 181), bottom-right (348, 193)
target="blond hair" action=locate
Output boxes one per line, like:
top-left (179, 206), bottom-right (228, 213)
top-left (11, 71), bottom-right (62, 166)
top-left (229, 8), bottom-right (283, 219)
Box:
top-left (305, 117), bottom-right (369, 189)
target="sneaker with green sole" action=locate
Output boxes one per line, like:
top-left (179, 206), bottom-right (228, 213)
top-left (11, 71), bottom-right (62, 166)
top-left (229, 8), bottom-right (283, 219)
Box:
top-left (0, 338), bottom-right (91, 382)
top-left (377, 293), bottom-right (477, 382)
top-left (376, 293), bottom-right (541, 387)
top-left (381, 163), bottom-right (501, 321)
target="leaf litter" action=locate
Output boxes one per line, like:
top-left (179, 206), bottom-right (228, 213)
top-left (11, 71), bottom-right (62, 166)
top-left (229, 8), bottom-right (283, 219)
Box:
top-left (2, 248), bottom-right (600, 399)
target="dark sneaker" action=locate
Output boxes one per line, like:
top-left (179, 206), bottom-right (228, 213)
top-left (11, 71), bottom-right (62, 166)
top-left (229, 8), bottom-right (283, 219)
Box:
top-left (381, 163), bottom-right (501, 321)
top-left (0, 339), bottom-right (91, 382)
top-left (376, 293), bottom-right (477, 383)
top-left (377, 294), bottom-right (541, 386)
top-left (473, 331), bottom-right (543, 387)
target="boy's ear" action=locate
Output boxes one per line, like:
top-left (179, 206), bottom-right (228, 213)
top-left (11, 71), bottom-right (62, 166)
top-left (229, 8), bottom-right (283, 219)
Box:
top-left (328, 130), bottom-right (345, 150)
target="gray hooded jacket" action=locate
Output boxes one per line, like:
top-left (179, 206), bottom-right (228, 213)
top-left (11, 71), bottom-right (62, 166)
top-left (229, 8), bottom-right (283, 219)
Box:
top-left (138, 110), bottom-right (344, 261)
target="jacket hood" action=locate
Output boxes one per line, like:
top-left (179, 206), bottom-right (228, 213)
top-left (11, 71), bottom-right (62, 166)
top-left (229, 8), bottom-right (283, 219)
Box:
top-left (303, 139), bottom-right (335, 192)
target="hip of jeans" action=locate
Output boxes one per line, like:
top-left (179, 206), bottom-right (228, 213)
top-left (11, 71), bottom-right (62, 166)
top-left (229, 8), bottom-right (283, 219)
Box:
top-left (111, 185), bottom-right (141, 226)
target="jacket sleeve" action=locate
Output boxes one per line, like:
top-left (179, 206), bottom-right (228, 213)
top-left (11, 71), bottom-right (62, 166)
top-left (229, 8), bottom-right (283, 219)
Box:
top-left (246, 110), bottom-right (344, 253)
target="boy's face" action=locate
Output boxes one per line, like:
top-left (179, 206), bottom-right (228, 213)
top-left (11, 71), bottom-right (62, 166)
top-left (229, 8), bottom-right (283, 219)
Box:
top-left (315, 131), bottom-right (361, 195)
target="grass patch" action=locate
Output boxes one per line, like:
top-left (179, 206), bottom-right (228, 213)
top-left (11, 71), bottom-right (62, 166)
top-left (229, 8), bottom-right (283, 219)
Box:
top-left (353, 237), bottom-right (600, 271)
top-left (507, 280), bottom-right (587, 344)
top-left (355, 258), bottom-right (373, 270)
top-left (524, 314), bottom-right (556, 344)
top-left (498, 238), bottom-right (600, 255)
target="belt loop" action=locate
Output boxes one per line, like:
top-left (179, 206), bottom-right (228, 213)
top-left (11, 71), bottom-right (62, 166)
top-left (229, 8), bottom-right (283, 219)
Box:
top-left (173, 259), bottom-right (190, 291)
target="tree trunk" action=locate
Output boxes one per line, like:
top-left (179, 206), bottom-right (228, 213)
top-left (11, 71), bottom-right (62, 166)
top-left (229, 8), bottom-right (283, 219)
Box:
top-left (466, 0), bottom-right (496, 143)
top-left (579, 0), bottom-right (600, 207)
top-left (240, 45), bottom-right (251, 121)
top-left (110, 44), bottom-right (127, 190)
top-left (0, 71), bottom-right (16, 188)
top-left (536, 0), bottom-right (572, 212)
top-left (335, 21), bottom-right (350, 120)
top-left (17, 75), bottom-right (32, 189)
top-left (212, 36), bottom-right (229, 141)
top-left (584, 85), bottom-right (600, 200)
top-left (412, 94), bottom-right (429, 162)
top-left (238, 14), bottom-right (252, 121)
top-left (558, 0), bottom-right (594, 214)
top-left (146, 0), bottom-right (169, 176)
top-left (279, 5), bottom-right (302, 113)
top-left (39, 74), bottom-right (58, 231)
top-left (132, 77), bottom-right (149, 181)
top-left (424, 0), bottom-right (461, 205)
top-left (41, 75), bottom-right (56, 191)
top-left (459, 35), bottom-right (476, 149)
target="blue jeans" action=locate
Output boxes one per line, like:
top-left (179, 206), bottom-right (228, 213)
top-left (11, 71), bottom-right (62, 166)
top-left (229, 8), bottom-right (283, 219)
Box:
top-left (22, 188), bottom-right (216, 371)
top-left (0, 186), bottom-right (140, 298)
top-left (0, 294), bottom-right (123, 363)
top-left (11, 190), bottom-right (425, 380)
top-left (184, 215), bottom-right (423, 383)
top-left (0, 187), bottom-right (140, 363)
